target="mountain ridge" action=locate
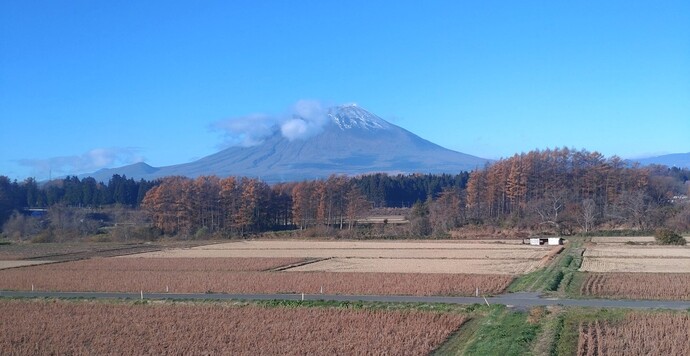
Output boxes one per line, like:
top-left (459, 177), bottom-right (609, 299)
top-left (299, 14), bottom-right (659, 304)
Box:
top-left (82, 105), bottom-right (490, 183)
top-left (632, 152), bottom-right (690, 168)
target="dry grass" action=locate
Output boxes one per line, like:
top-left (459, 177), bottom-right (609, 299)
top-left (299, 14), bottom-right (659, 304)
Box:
top-left (0, 259), bottom-right (513, 295)
top-left (577, 312), bottom-right (690, 355)
top-left (579, 257), bottom-right (690, 273)
top-left (287, 257), bottom-right (541, 274)
top-left (580, 273), bottom-right (690, 300)
top-left (0, 299), bottom-right (467, 355)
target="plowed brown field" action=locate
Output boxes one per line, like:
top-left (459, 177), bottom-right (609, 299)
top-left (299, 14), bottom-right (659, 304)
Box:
top-left (577, 312), bottom-right (690, 355)
top-left (0, 299), bottom-right (467, 355)
top-left (0, 257), bottom-right (513, 295)
top-left (580, 273), bottom-right (690, 300)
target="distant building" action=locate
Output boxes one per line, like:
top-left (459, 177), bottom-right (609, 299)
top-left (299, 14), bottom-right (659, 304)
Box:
top-left (527, 237), bottom-right (564, 246)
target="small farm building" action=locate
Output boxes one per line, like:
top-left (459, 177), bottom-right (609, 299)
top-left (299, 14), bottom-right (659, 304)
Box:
top-left (528, 237), bottom-right (564, 246)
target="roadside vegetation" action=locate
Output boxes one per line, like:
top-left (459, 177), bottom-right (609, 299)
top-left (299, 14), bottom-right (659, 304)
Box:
top-left (654, 228), bottom-right (687, 245)
top-left (436, 305), bottom-right (541, 355)
top-left (508, 238), bottom-right (584, 294)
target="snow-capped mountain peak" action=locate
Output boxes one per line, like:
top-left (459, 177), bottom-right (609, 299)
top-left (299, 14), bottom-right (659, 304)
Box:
top-left (328, 105), bottom-right (391, 131)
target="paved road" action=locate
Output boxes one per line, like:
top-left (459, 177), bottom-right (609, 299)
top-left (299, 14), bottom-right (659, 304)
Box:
top-left (2, 290), bottom-right (689, 310)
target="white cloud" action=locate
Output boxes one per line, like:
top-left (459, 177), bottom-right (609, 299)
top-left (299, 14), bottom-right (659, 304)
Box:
top-left (210, 114), bottom-right (279, 148)
top-left (17, 147), bottom-right (144, 177)
top-left (211, 99), bottom-right (332, 146)
top-left (280, 99), bottom-right (328, 141)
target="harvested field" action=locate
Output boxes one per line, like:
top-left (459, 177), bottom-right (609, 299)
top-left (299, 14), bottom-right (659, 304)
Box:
top-left (579, 257), bottom-right (690, 273)
top-left (128, 240), bottom-right (552, 260)
top-left (194, 240), bottom-right (531, 249)
top-left (36, 257), bottom-right (307, 272)
top-left (0, 260), bottom-right (55, 270)
top-left (131, 248), bottom-right (547, 259)
top-left (0, 239), bottom-right (541, 296)
top-left (288, 257), bottom-right (542, 274)
top-left (0, 241), bottom-right (205, 262)
top-left (0, 299), bottom-right (467, 355)
top-left (0, 260), bottom-right (513, 295)
top-left (580, 244), bottom-right (690, 273)
top-left (580, 273), bottom-right (690, 300)
top-left (577, 312), bottom-right (690, 355)
top-left (583, 245), bottom-right (690, 258)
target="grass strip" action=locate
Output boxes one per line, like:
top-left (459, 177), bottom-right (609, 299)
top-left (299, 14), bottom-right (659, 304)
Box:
top-left (462, 306), bottom-right (540, 356)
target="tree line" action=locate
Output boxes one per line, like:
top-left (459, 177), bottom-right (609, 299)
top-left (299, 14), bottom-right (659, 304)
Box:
top-left (0, 175), bottom-right (155, 227)
top-left (464, 148), bottom-right (690, 234)
top-left (0, 172), bottom-right (466, 236)
top-left (141, 175), bottom-right (371, 236)
top-left (1, 148), bottom-right (689, 239)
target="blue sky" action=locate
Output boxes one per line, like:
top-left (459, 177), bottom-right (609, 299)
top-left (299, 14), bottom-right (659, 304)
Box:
top-left (1, 1), bottom-right (689, 180)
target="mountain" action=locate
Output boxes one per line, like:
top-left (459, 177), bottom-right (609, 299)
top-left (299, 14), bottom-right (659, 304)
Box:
top-left (632, 153), bottom-right (690, 169)
top-left (84, 105), bottom-right (490, 183)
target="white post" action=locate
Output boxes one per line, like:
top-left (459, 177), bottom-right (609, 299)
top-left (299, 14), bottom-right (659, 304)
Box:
top-left (31, 284), bottom-right (34, 292)
top-left (166, 285), bottom-right (169, 293)
top-left (483, 296), bottom-right (490, 307)
top-left (320, 286), bottom-right (323, 294)
top-left (475, 287), bottom-right (478, 297)
top-left (141, 290), bottom-right (143, 301)
top-left (301, 293), bottom-right (304, 301)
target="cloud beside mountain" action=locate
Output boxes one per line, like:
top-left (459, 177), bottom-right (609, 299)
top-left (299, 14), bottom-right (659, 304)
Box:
top-left (211, 99), bottom-right (334, 147)
top-left (17, 147), bottom-right (144, 178)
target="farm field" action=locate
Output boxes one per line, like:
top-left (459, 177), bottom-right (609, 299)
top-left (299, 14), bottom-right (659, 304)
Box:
top-left (124, 240), bottom-right (555, 274)
top-left (0, 239), bottom-right (556, 296)
top-left (0, 240), bottom-right (544, 296)
top-left (288, 257), bottom-right (542, 274)
top-left (129, 247), bottom-right (547, 260)
top-left (0, 257), bottom-right (514, 295)
top-left (579, 245), bottom-right (690, 273)
top-left (129, 240), bottom-right (540, 257)
top-left (573, 239), bottom-right (690, 300)
top-left (579, 257), bottom-right (690, 273)
top-left (56, 257), bottom-right (309, 272)
top-left (0, 240), bottom-right (205, 262)
top-left (583, 245), bottom-right (690, 258)
top-left (575, 312), bottom-right (690, 355)
top-left (0, 299), bottom-right (467, 355)
top-left (580, 273), bottom-right (690, 300)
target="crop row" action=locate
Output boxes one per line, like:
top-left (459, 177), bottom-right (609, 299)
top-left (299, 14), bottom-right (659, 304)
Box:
top-left (0, 262), bottom-right (513, 296)
top-left (577, 312), bottom-right (690, 355)
top-left (0, 299), bottom-right (467, 355)
top-left (580, 273), bottom-right (690, 300)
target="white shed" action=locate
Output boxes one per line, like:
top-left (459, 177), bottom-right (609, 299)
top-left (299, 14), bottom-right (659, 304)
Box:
top-left (528, 237), bottom-right (564, 246)
top-left (548, 237), bottom-right (564, 245)
top-left (529, 238), bottom-right (543, 246)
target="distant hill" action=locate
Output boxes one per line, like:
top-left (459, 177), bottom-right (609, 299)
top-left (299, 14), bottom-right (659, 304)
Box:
top-left (83, 105), bottom-right (490, 183)
top-left (632, 153), bottom-right (690, 169)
